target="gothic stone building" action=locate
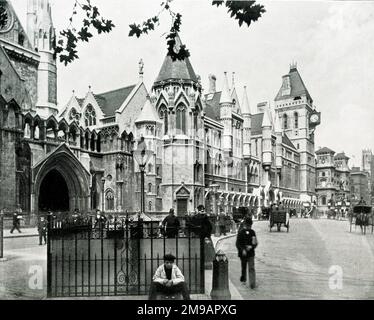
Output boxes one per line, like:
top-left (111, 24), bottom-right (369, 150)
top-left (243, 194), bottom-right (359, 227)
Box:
top-left (315, 147), bottom-right (351, 214)
top-left (0, 0), bottom-right (321, 217)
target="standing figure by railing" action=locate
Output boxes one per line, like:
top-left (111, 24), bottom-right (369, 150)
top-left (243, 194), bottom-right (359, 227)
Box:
top-left (38, 216), bottom-right (47, 245)
top-left (162, 208), bottom-right (180, 238)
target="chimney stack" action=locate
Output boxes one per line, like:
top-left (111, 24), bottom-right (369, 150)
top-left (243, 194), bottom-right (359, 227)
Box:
top-left (208, 74), bottom-right (216, 94)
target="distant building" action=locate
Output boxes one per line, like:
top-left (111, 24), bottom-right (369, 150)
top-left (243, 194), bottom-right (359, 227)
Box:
top-left (362, 149), bottom-right (374, 205)
top-left (315, 147), bottom-right (351, 214)
top-left (350, 166), bottom-right (370, 205)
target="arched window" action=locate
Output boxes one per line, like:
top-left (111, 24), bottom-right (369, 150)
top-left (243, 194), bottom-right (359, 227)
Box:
top-left (283, 114), bottom-right (288, 129)
top-left (34, 125), bottom-right (40, 140)
top-left (84, 105), bottom-right (96, 127)
top-left (176, 105), bottom-right (186, 134)
top-left (148, 201), bottom-right (152, 211)
top-left (294, 112), bottom-right (298, 128)
top-left (148, 163), bottom-right (153, 173)
top-left (157, 185), bottom-right (160, 196)
top-left (148, 183), bottom-right (152, 193)
top-left (69, 108), bottom-right (80, 122)
top-left (24, 123), bottom-right (31, 138)
top-left (105, 189), bottom-right (115, 211)
top-left (159, 105), bottom-right (168, 135)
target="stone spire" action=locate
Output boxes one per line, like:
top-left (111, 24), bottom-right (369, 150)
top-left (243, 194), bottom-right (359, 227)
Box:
top-left (241, 86), bottom-right (251, 115)
top-left (219, 72), bottom-right (232, 104)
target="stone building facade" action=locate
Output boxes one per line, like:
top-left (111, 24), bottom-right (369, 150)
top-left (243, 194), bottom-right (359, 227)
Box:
top-left (315, 147), bottom-right (351, 214)
top-left (0, 0), bottom-right (321, 218)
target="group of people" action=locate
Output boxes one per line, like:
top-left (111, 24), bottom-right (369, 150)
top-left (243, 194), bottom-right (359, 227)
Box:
top-left (161, 205), bottom-right (213, 239)
top-left (147, 209), bottom-right (258, 300)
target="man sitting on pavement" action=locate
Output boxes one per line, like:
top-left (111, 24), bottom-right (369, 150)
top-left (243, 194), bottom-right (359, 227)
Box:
top-left (148, 253), bottom-right (190, 300)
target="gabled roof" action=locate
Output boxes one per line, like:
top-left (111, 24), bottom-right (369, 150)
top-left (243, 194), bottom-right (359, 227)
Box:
top-left (135, 96), bottom-right (162, 124)
top-left (275, 66), bottom-right (312, 102)
top-left (316, 147), bottom-right (335, 155)
top-left (282, 134), bottom-right (296, 150)
top-left (153, 35), bottom-right (198, 85)
top-left (93, 85), bottom-right (136, 117)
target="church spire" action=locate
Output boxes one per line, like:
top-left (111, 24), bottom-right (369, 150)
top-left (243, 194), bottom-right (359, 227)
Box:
top-left (241, 86), bottom-right (251, 115)
top-left (219, 72), bottom-right (231, 104)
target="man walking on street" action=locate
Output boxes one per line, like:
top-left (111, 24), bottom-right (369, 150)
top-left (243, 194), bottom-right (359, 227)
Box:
top-left (10, 210), bottom-right (22, 234)
top-left (236, 216), bottom-right (258, 289)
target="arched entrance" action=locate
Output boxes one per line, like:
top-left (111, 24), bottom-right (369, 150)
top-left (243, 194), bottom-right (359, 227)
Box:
top-left (32, 144), bottom-right (91, 214)
top-left (38, 169), bottom-right (69, 212)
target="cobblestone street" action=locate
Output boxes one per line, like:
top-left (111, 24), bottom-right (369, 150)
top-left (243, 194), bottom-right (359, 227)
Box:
top-left (218, 218), bottom-right (374, 299)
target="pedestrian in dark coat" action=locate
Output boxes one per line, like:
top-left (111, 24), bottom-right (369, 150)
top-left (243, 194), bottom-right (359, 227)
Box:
top-left (10, 211), bottom-right (22, 233)
top-left (236, 217), bottom-right (258, 289)
top-left (38, 216), bottom-right (47, 245)
top-left (193, 205), bottom-right (212, 239)
top-left (162, 209), bottom-right (180, 238)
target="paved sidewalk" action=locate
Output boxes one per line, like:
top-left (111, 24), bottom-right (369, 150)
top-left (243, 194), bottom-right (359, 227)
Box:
top-left (3, 228), bottom-right (38, 239)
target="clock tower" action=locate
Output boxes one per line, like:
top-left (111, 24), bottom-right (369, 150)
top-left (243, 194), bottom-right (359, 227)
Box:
top-left (274, 63), bottom-right (321, 199)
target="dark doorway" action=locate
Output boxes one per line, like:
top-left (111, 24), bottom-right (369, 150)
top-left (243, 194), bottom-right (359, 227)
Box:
top-left (39, 169), bottom-right (69, 212)
top-left (177, 198), bottom-right (188, 216)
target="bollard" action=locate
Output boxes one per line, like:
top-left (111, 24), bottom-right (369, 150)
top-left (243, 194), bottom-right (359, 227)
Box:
top-left (210, 250), bottom-right (231, 300)
top-left (231, 220), bottom-right (237, 234)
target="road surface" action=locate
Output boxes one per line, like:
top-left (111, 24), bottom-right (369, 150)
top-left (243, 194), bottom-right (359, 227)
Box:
top-left (217, 218), bottom-right (374, 299)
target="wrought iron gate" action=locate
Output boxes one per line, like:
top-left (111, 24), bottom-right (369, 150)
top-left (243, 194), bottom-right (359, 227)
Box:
top-left (47, 216), bottom-right (205, 297)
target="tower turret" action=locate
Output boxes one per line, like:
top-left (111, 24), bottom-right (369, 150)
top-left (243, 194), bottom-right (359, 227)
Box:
top-left (220, 72), bottom-right (233, 155)
top-left (27, 0), bottom-right (58, 118)
top-left (261, 106), bottom-right (273, 170)
top-left (242, 86), bottom-right (252, 158)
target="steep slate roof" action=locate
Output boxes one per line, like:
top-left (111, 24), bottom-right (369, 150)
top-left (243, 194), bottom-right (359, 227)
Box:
top-left (334, 152), bottom-right (350, 160)
top-left (282, 134), bottom-right (296, 150)
top-left (251, 113), bottom-right (264, 135)
top-left (204, 91), bottom-right (221, 121)
top-left (275, 67), bottom-right (312, 102)
top-left (154, 36), bottom-right (198, 84)
top-left (154, 55), bottom-right (198, 83)
top-left (316, 147), bottom-right (335, 154)
top-left (94, 85), bottom-right (136, 116)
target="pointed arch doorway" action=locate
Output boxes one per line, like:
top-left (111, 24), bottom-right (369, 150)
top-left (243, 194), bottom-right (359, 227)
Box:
top-left (38, 169), bottom-right (70, 212)
top-left (32, 144), bottom-right (91, 214)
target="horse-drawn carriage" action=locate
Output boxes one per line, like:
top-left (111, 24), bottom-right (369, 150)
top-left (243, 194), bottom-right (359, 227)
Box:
top-left (269, 209), bottom-right (289, 232)
top-left (349, 205), bottom-right (373, 234)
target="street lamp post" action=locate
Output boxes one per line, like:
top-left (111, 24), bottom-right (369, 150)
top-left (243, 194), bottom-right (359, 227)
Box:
top-left (101, 177), bottom-right (106, 213)
top-left (133, 137), bottom-right (153, 214)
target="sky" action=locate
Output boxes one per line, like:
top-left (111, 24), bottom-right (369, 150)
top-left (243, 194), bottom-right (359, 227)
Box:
top-left (11, 0), bottom-right (374, 168)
